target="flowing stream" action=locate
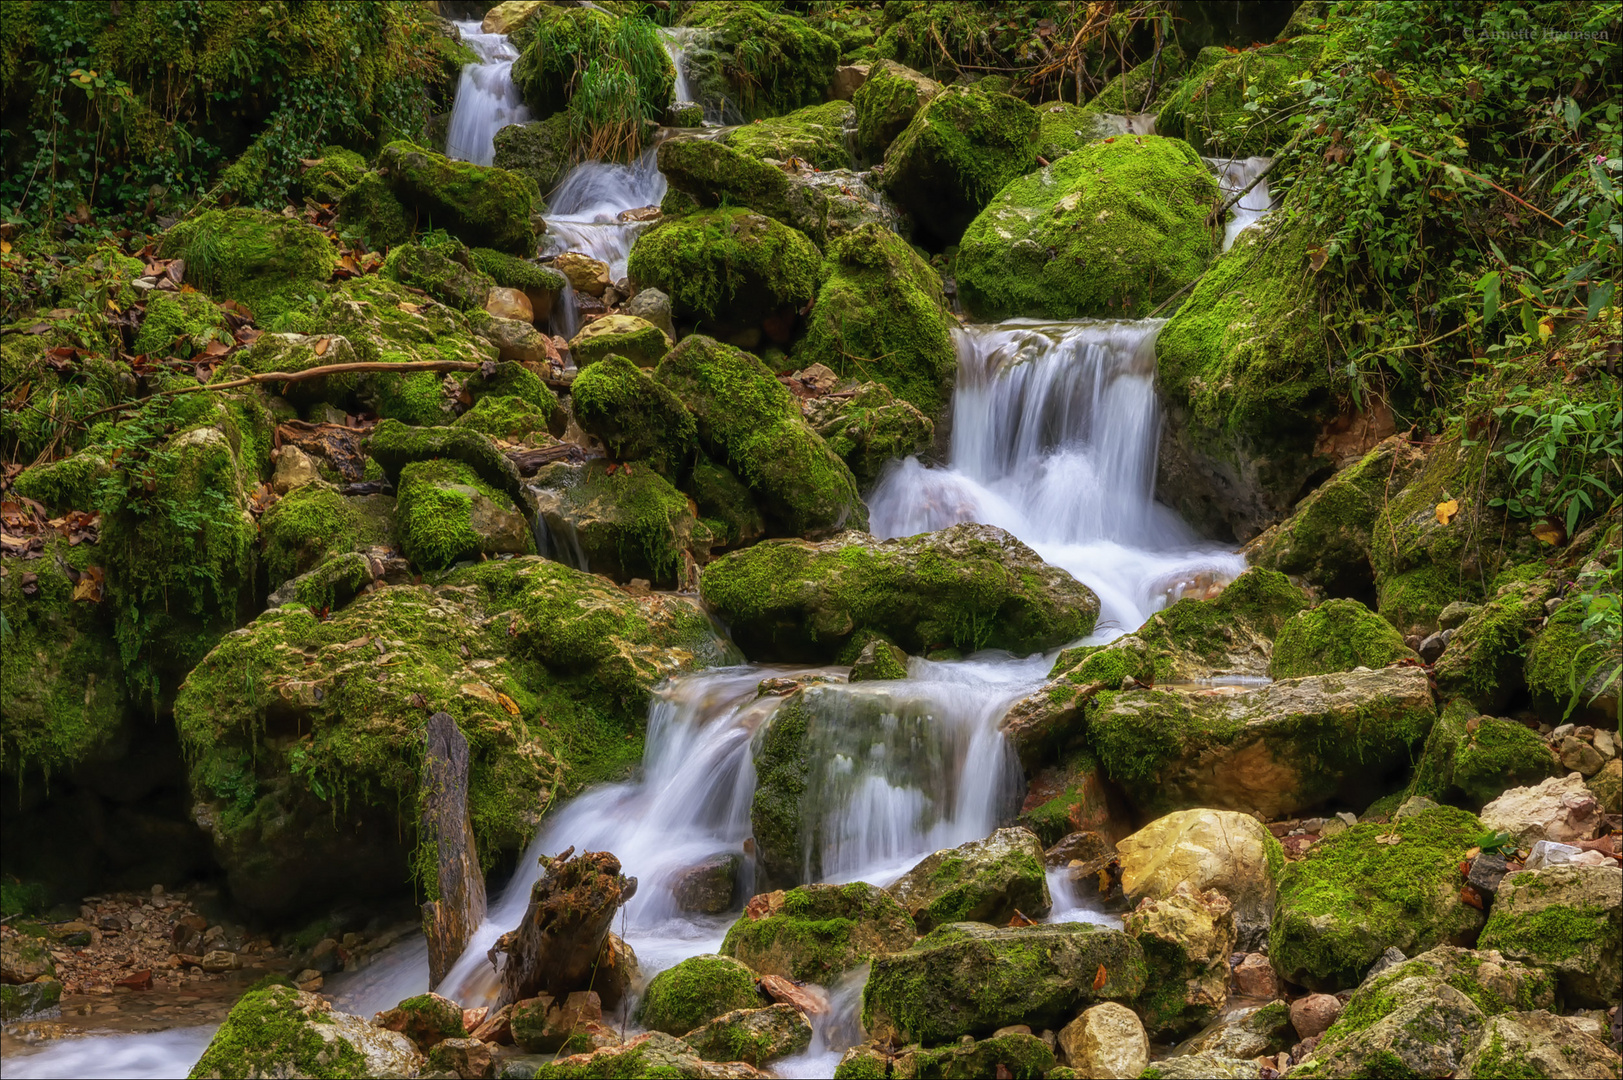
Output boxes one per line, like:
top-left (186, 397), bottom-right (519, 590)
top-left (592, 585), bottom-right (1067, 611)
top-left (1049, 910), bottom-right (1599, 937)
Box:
top-left (444, 22), bottom-right (530, 167)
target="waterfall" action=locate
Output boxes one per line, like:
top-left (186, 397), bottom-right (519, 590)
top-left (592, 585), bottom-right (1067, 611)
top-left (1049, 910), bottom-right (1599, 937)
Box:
top-left (540, 149), bottom-right (668, 338)
top-left (661, 27), bottom-right (696, 107)
top-left (1208, 155), bottom-right (1276, 251)
top-left (444, 21), bottom-right (530, 166)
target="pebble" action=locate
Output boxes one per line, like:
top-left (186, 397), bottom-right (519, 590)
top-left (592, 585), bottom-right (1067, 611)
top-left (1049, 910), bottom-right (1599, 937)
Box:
top-left (1290, 993), bottom-right (1344, 1040)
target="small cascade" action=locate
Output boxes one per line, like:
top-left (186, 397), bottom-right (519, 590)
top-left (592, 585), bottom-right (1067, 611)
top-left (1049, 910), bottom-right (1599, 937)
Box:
top-left (1208, 155), bottom-right (1275, 250)
top-left (660, 27), bottom-right (697, 109)
top-left (540, 149), bottom-right (668, 337)
top-left (444, 21), bottom-right (530, 166)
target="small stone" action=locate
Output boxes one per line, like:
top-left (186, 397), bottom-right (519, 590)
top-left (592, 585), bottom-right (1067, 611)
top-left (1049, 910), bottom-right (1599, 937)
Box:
top-left (1551, 723), bottom-right (1576, 739)
top-left (1560, 736), bottom-right (1605, 777)
top-left (1365, 946), bottom-right (1407, 980)
top-left (294, 968), bottom-right (321, 984)
top-left (553, 252), bottom-right (611, 296)
top-left (1058, 1002), bottom-right (1148, 1080)
top-left (1593, 730), bottom-right (1616, 758)
top-left (1418, 632), bottom-right (1447, 662)
top-left (1525, 840), bottom-right (1582, 870)
top-left (427, 1036), bottom-right (493, 1079)
top-left (485, 286), bottom-right (533, 323)
top-left (1437, 601), bottom-right (1479, 629)
top-left (1232, 952), bottom-right (1279, 999)
top-left (1393, 795), bottom-right (1440, 820)
top-left (198, 950), bottom-right (241, 973)
top-left (1466, 853), bottom-right (1509, 897)
top-left (624, 287), bottom-right (675, 342)
top-left (150, 885), bottom-right (164, 896)
top-left (1290, 993), bottom-right (1343, 1040)
top-left (296, 975), bottom-right (324, 992)
top-left (1320, 817), bottom-right (1349, 838)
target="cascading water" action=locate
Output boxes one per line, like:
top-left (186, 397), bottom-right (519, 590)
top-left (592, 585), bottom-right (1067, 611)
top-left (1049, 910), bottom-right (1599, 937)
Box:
top-left (661, 27), bottom-right (696, 108)
top-left (539, 150), bottom-right (668, 337)
top-left (444, 22), bottom-right (530, 166)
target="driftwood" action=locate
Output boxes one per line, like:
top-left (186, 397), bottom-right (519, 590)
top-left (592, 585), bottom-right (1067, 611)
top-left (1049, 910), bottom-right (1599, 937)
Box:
top-left (489, 848), bottom-right (637, 1011)
top-left (275, 419), bottom-right (375, 482)
top-left (421, 713), bottom-right (488, 990)
top-left (505, 443), bottom-right (587, 476)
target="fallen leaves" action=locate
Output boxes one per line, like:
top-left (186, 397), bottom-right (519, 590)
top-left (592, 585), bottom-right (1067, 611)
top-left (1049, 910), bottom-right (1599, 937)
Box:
top-left (1375, 832), bottom-right (1403, 846)
top-left (69, 564), bottom-right (105, 603)
top-left (1435, 498), bottom-right (1459, 524)
top-left (1531, 520), bottom-right (1564, 546)
top-left (1092, 964), bottom-right (1108, 991)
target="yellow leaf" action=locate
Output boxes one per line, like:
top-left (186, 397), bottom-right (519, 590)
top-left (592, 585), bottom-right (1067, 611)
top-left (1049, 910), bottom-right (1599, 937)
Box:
top-left (1436, 499), bottom-right (1459, 524)
top-left (1531, 521), bottom-right (1563, 546)
top-left (1538, 316), bottom-right (1554, 340)
top-left (0, 239), bottom-right (10, 254)
top-left (106, 298), bottom-right (119, 312)
top-left (496, 692), bottom-right (521, 717)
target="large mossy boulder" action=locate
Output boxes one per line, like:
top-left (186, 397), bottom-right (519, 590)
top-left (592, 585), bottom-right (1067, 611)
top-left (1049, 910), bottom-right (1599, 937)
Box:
top-left (1086, 666), bottom-right (1436, 822)
top-left (1156, 36), bottom-right (1326, 157)
top-left (1268, 599), bottom-right (1418, 679)
top-left (635, 954), bottom-right (763, 1036)
top-left (535, 1031), bottom-right (745, 1080)
top-left (159, 208), bottom-right (336, 325)
top-left (862, 922), bottom-right (1146, 1045)
top-left (367, 419), bottom-right (527, 505)
top-left (492, 113), bottom-right (572, 196)
top-left (1269, 806), bottom-right (1487, 991)
top-left (1153, 201), bottom-right (1339, 543)
top-left (886, 828), bottom-right (1050, 933)
top-left (675, 3), bottom-right (839, 121)
top-left (957, 136), bottom-right (1217, 321)
top-left (853, 60), bottom-right (941, 160)
top-left (1478, 865), bottom-right (1622, 1007)
top-left (879, 85), bottom-right (1039, 245)
top-left (174, 558), bottom-right (731, 915)
top-left (568, 314), bottom-right (671, 369)
top-left (1433, 577), bottom-right (1556, 714)
top-left (189, 986), bottom-right (419, 1079)
top-left (683, 1004), bottom-right (813, 1067)
top-left (569, 355), bottom-right (697, 478)
top-left (132, 289), bottom-right (232, 358)
top-left (259, 482), bottom-right (394, 591)
top-left (1408, 701), bottom-right (1560, 809)
top-left (378, 141), bottom-right (541, 255)
top-left (727, 101), bottom-right (854, 171)
top-left (701, 523), bottom-right (1098, 663)
top-left (655, 335), bottom-right (865, 538)
top-left (396, 458), bottom-right (535, 570)
top-left (1458, 1010), bottom-right (1623, 1080)
top-left (381, 240), bottom-right (496, 311)
top-left (719, 881), bottom-right (915, 983)
top-left (794, 223), bottom-right (957, 419)
top-left (804, 382), bottom-right (934, 486)
top-left (335, 171), bottom-right (412, 249)
top-left (530, 460), bottom-right (702, 588)
top-left (627, 209), bottom-right (821, 328)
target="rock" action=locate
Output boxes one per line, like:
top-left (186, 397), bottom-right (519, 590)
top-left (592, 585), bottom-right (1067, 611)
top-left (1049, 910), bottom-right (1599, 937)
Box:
top-left (1560, 734), bottom-right (1606, 776)
top-left (629, 209), bottom-right (820, 328)
top-left (958, 135), bottom-right (1217, 321)
top-left (720, 882), bottom-right (914, 982)
top-left (470, 311), bottom-right (550, 363)
top-left (1, 938), bottom-right (56, 984)
top-left (1523, 839), bottom-right (1582, 869)
top-left (852, 60), bottom-right (942, 159)
top-left (624, 288), bottom-right (676, 342)
top-left (190, 986), bottom-right (419, 1079)
top-left (1177, 1000), bottom-right (1293, 1060)
top-left (0, 979), bottom-right (62, 1022)
top-left (378, 992), bottom-right (468, 1051)
top-left (1408, 702), bottom-right (1561, 809)
top-left (848, 636), bottom-right (909, 682)
top-left (1467, 852), bottom-right (1510, 897)
top-left (1086, 666), bottom-right (1436, 822)
top-left (199, 950), bottom-right (241, 973)
top-left (510, 991), bottom-right (602, 1054)
top-left (1525, 592), bottom-right (1622, 724)
top-left (378, 141), bottom-right (540, 255)
top-left (568, 313), bottom-right (671, 368)
top-left (802, 381), bottom-right (935, 492)
top-left (795, 225), bottom-right (956, 420)
top-left (727, 100), bottom-right (854, 170)
top-left (1458, 1010), bottom-right (1623, 1080)
top-left (1268, 599), bottom-right (1418, 678)
top-left (892, 1032), bottom-right (1057, 1078)
top-left (682, 1004), bottom-right (812, 1066)
top-left (383, 240), bottom-right (497, 311)
top-left (1479, 773), bottom-right (1601, 846)
top-left (1591, 758), bottom-right (1623, 813)
top-left (420, 713), bottom-right (487, 989)
top-left (530, 460), bottom-right (702, 588)
top-left (879, 85), bottom-right (1038, 245)
top-left (1479, 865), bottom-right (1622, 1006)
top-left (671, 854), bottom-right (741, 914)
top-left (1232, 953), bottom-right (1279, 998)
top-left (1434, 579), bottom-right (1558, 713)
top-left (1365, 946), bottom-right (1408, 980)
top-left (862, 922), bottom-right (1145, 1044)
top-left (1418, 631), bottom-right (1447, 662)
top-left (1057, 1002), bottom-right (1148, 1079)
top-left (533, 1031), bottom-right (763, 1079)
top-left (569, 356), bottom-right (696, 478)
top-left (492, 114), bottom-right (571, 196)
top-left (1124, 883), bottom-right (1235, 1037)
top-left (159, 207), bottom-right (336, 325)
top-left (481, 0), bottom-right (543, 35)
top-left (492, 850), bottom-right (638, 1011)
top-left (657, 335), bottom-right (866, 538)
top-left (635, 955), bottom-right (762, 1036)
top-left (1045, 831), bottom-right (1114, 869)
top-left (552, 252), bottom-right (611, 297)
top-left (1141, 1052), bottom-right (1260, 1078)
top-left (397, 458), bottom-right (534, 569)
top-left (1290, 993), bottom-right (1343, 1040)
top-left (271, 445), bottom-right (322, 495)
top-left (1269, 807), bottom-right (1487, 991)
top-left (1116, 809), bottom-right (1282, 952)
top-left (702, 523), bottom-right (1097, 663)
top-left (427, 1036), bottom-right (493, 1080)
top-left (887, 828), bottom-right (1051, 933)
top-left (687, 453), bottom-right (766, 552)
top-left (1437, 600), bottom-right (1479, 629)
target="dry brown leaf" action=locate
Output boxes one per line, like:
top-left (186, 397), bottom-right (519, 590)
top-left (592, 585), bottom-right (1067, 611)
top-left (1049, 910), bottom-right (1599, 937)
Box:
top-left (496, 692), bottom-right (521, 717)
top-left (1092, 964), bottom-right (1108, 991)
top-left (1531, 521), bottom-right (1563, 546)
top-left (314, 337), bottom-right (331, 357)
top-left (1375, 833), bottom-right (1402, 845)
top-left (1435, 499), bottom-right (1459, 525)
top-left (397, 301), bottom-right (422, 314)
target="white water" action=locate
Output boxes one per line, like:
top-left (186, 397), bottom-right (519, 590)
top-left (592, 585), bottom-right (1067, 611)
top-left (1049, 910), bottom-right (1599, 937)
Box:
top-left (444, 22), bottom-right (530, 167)
top-left (1207, 155), bottom-right (1275, 251)
top-left (2, 1026), bottom-right (218, 1079)
top-left (661, 28), bottom-right (696, 108)
top-left (540, 149), bottom-right (668, 338)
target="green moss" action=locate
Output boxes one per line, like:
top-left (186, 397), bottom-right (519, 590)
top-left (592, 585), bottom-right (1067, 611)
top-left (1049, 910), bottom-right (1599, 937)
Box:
top-left (1408, 700), bottom-right (1559, 808)
top-left (132, 290), bottom-right (231, 358)
top-left (11, 450), bottom-right (111, 513)
top-left (188, 987), bottom-right (368, 1080)
top-left (453, 394), bottom-right (550, 441)
top-left (570, 355), bottom-right (696, 477)
top-left (628, 208), bottom-right (820, 327)
top-left (377, 141), bottom-right (541, 255)
top-left (853, 60), bottom-right (940, 158)
top-left (298, 146), bottom-right (368, 206)
top-left (511, 5), bottom-right (673, 122)
top-left (382, 240), bottom-right (496, 311)
top-left (1270, 598), bottom-right (1418, 679)
top-left (634, 954), bottom-right (761, 1036)
top-left (260, 484), bottom-right (360, 587)
top-left (539, 460), bottom-right (695, 586)
top-left (904, 1032), bottom-right (1057, 1079)
top-left (686, 453), bottom-right (765, 549)
top-left (677, 2), bottom-right (841, 121)
top-left (1434, 580), bottom-right (1552, 713)
top-left (396, 458), bottom-right (532, 570)
top-left (727, 101), bottom-right (855, 170)
top-left (335, 172), bottom-right (412, 250)
top-left (719, 881), bottom-right (914, 982)
top-left (1470, 1032), bottom-right (1551, 1080)
top-left (159, 208), bottom-right (337, 325)
top-left (492, 113), bottom-right (573, 195)
top-left (656, 136), bottom-right (795, 221)
top-left (468, 247), bottom-right (565, 293)
top-left (466, 360), bottom-right (564, 436)
top-left (367, 419), bottom-right (528, 507)
top-left (1157, 35), bottom-right (1327, 156)
top-left (569, 315), bottom-right (672, 369)
top-left (1480, 903), bottom-right (1609, 966)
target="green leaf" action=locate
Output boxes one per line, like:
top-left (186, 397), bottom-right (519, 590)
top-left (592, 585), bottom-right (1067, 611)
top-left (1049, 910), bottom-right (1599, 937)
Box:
top-left (1377, 156), bottom-right (1394, 196)
top-left (1520, 301), bottom-right (1540, 338)
top-left (1480, 271), bottom-right (1501, 322)
top-left (1587, 281), bottom-right (1614, 321)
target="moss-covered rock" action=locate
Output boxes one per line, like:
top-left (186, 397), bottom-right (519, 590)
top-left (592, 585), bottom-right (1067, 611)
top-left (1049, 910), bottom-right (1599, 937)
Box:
top-left (567, 314), bottom-right (671, 369)
top-left (530, 460), bottom-right (700, 587)
top-left (701, 523), bottom-right (1097, 662)
top-left (878, 85), bottom-right (1038, 245)
top-left (569, 355), bottom-right (696, 478)
top-left (132, 290), bottom-right (232, 358)
top-left (0, 978), bottom-right (63, 1022)
top-left (1408, 701), bottom-right (1560, 810)
top-left (627, 209), bottom-right (821, 328)
top-left (862, 921), bottom-right (1146, 1045)
top-left (376, 992), bottom-right (467, 1051)
top-left (1268, 599), bottom-right (1418, 679)
top-left (367, 419), bottom-right (527, 508)
top-left (804, 383), bottom-right (934, 486)
top-left (492, 113), bottom-right (572, 196)
top-left (720, 881), bottom-right (915, 982)
top-left (635, 954), bottom-right (762, 1036)
top-left (259, 482), bottom-right (392, 591)
top-left (893, 1033), bottom-right (1057, 1079)
top-left (159, 208), bottom-right (336, 325)
top-left (727, 101), bottom-right (855, 170)
top-left (1157, 36), bottom-right (1326, 157)
top-left (1030, 101), bottom-right (1102, 162)
top-left (188, 986), bottom-right (418, 1079)
top-left (378, 141), bottom-right (541, 255)
top-left (1457, 1009), bottom-right (1623, 1080)
top-left (853, 60), bottom-right (941, 160)
top-left (1525, 591), bottom-right (1621, 724)
top-left (1125, 883), bottom-right (1236, 1038)
top-left (382, 240), bottom-right (496, 311)
top-left (957, 135), bottom-right (1217, 320)
top-left (534, 1031), bottom-right (741, 1079)
top-left (886, 828), bottom-right (1049, 933)
top-left (396, 458), bottom-right (534, 570)
top-left (465, 359), bottom-right (565, 437)
top-left (1434, 578), bottom-right (1556, 714)
top-left (175, 557), bottom-right (730, 915)
top-left (1269, 806), bottom-right (1487, 991)
top-left (510, 5), bottom-right (674, 122)
top-left (9, 450), bottom-right (111, 514)
top-left (682, 1004), bottom-right (813, 1066)
top-left (1478, 864), bottom-right (1622, 1007)
top-left (335, 171), bottom-right (413, 250)
top-left (687, 453), bottom-right (766, 552)
top-left (676, 3), bottom-right (840, 121)
top-left (452, 394), bottom-right (551, 441)
top-left (299, 146), bottom-right (368, 206)
top-left (1153, 199), bottom-right (1339, 542)
top-left (656, 335), bottom-right (865, 538)
top-left (1, 323), bottom-right (134, 461)
top-left (795, 223), bottom-right (956, 419)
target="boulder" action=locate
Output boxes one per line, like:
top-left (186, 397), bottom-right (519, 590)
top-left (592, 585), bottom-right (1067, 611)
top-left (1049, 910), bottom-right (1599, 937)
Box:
top-left (1408, 702), bottom-right (1561, 809)
top-left (1116, 809), bottom-right (1282, 951)
top-left (804, 382), bottom-right (935, 486)
top-left (1086, 666), bottom-right (1436, 821)
top-left (1176, 1000), bottom-right (1293, 1060)
top-left (879, 85), bottom-right (1038, 245)
top-left (396, 458), bottom-right (534, 570)
top-left (0, 979), bottom-right (62, 1022)
top-left (452, 393), bottom-right (552, 440)
top-left (131, 289), bottom-right (231, 357)
top-left (727, 101), bottom-right (854, 170)
top-left (1478, 865), bottom-right (1622, 1007)
top-left (567, 313), bottom-right (670, 368)
top-left (1526, 591), bottom-right (1623, 724)
top-left (1157, 36), bottom-right (1326, 157)
top-left (1123, 883), bottom-right (1235, 1037)
top-left (957, 136), bottom-right (1217, 320)
top-left (1457, 1010), bottom-right (1623, 1080)
top-left (1267, 599), bottom-right (1418, 678)
top-left (469, 312), bottom-right (551, 364)
top-left (635, 955), bottom-right (763, 1036)
top-left (1017, 756), bottom-right (1132, 848)
top-left (624, 287), bottom-right (676, 342)
top-left (1479, 773), bottom-right (1602, 847)
top-left (674, 3), bottom-right (837, 121)
top-left (464, 360), bottom-right (566, 437)
top-left (682, 1004), bottom-right (812, 1066)
top-left (510, 991), bottom-right (604, 1054)
top-left (862, 922), bottom-right (1145, 1044)
top-left (1057, 1002), bottom-right (1148, 1080)
top-left (657, 335), bottom-right (866, 538)
top-left (492, 113), bottom-right (572, 196)
top-left (1269, 807), bottom-right (1487, 991)
top-left (425, 1037), bottom-right (493, 1079)
top-left (687, 453), bottom-right (766, 552)
top-left (1232, 954), bottom-right (1280, 999)
top-left (720, 882), bottom-right (914, 982)
top-left (530, 460), bottom-right (701, 588)
top-left (158, 207), bottom-right (336, 325)
top-left (1433, 578), bottom-right (1558, 713)
top-left (552, 252), bottom-right (611, 297)
top-left (702, 523), bottom-right (1097, 663)
top-left (383, 240), bottom-right (496, 311)
top-left (336, 171), bottom-right (412, 249)
top-left (0, 938), bottom-right (55, 984)
top-left (534, 1031), bottom-right (763, 1079)
top-left (628, 210), bottom-right (820, 328)
top-left (377, 991), bottom-right (468, 1051)
top-left (848, 636), bottom-right (910, 682)
top-left (378, 140), bottom-right (541, 254)
top-left (886, 828), bottom-right (1051, 933)
top-left (671, 854), bottom-right (742, 915)
top-left (1141, 1053), bottom-right (1260, 1078)
top-left (852, 60), bottom-right (941, 159)
top-left (890, 1033), bottom-right (1056, 1079)
top-left (190, 986), bottom-right (420, 1078)
top-left (1289, 993), bottom-right (1343, 1040)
